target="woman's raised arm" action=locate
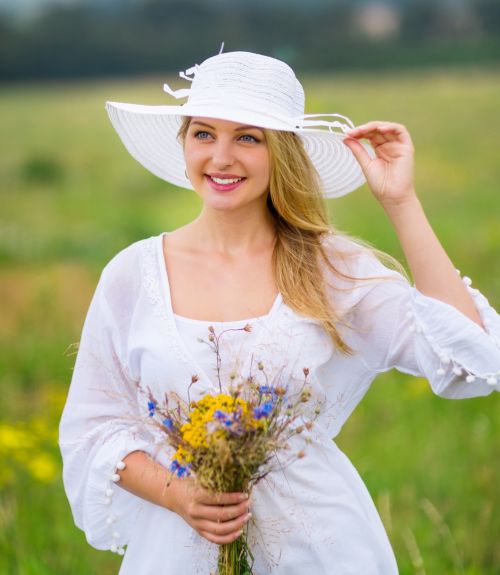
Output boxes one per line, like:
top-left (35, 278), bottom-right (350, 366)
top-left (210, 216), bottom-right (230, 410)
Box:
top-left (343, 121), bottom-right (483, 328)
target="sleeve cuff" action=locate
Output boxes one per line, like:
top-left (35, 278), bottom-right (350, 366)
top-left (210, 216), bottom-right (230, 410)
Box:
top-left (407, 277), bottom-right (500, 397)
top-left (82, 428), bottom-right (157, 554)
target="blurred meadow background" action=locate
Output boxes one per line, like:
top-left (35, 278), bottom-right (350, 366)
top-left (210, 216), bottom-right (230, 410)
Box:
top-left (1, 1), bottom-right (499, 574)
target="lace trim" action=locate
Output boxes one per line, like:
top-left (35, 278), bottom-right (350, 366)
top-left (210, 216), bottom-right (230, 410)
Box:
top-left (140, 236), bottom-right (191, 368)
top-left (406, 274), bottom-right (500, 388)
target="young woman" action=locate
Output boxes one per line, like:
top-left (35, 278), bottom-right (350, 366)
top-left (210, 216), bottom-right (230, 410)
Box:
top-left (59, 51), bottom-right (500, 574)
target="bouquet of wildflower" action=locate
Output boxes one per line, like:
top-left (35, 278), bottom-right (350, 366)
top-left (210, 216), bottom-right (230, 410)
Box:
top-left (140, 324), bottom-right (319, 575)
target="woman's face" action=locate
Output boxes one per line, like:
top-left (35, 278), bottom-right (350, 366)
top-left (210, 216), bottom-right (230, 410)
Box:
top-left (183, 117), bottom-right (271, 212)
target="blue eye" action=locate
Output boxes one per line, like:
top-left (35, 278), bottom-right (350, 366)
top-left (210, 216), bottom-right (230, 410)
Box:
top-left (194, 131), bottom-right (212, 140)
top-left (239, 134), bottom-right (259, 143)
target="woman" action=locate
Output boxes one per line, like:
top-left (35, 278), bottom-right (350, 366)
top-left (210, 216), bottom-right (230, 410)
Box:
top-left (59, 51), bottom-right (500, 574)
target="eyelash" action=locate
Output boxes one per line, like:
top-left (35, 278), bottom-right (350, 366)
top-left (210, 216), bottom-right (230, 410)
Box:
top-left (193, 131), bottom-right (260, 143)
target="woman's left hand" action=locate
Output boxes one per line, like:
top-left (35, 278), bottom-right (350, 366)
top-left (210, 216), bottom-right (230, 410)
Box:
top-left (343, 121), bottom-right (416, 208)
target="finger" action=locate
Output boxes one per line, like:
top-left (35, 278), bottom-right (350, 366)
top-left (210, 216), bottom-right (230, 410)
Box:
top-left (198, 513), bottom-right (252, 538)
top-left (199, 528), bottom-right (244, 545)
top-left (348, 121), bottom-right (405, 135)
top-left (343, 138), bottom-right (373, 173)
top-left (347, 123), bottom-right (412, 146)
top-left (201, 491), bottom-right (249, 506)
top-left (202, 500), bottom-right (250, 523)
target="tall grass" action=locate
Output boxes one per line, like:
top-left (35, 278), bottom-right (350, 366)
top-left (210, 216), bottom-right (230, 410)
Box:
top-left (0, 66), bottom-right (499, 574)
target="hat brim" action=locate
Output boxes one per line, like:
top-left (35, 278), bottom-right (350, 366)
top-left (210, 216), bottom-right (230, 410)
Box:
top-left (106, 101), bottom-right (373, 198)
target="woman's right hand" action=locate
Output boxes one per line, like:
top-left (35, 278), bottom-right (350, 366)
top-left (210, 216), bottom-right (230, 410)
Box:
top-left (168, 478), bottom-right (252, 544)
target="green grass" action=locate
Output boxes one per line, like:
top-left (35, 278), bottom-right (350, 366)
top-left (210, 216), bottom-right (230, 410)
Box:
top-left (1, 66), bottom-right (499, 574)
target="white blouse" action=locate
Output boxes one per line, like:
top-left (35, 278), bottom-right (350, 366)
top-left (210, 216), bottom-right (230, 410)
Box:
top-left (59, 232), bottom-right (500, 575)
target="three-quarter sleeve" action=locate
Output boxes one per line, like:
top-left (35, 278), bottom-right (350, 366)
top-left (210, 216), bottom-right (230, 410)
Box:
top-left (59, 257), bottom-right (154, 555)
top-left (345, 254), bottom-right (500, 398)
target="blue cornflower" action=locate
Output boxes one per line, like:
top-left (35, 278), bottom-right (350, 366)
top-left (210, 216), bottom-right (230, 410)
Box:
top-left (162, 418), bottom-right (174, 430)
top-left (214, 410), bottom-right (227, 421)
top-left (169, 459), bottom-right (191, 478)
top-left (259, 385), bottom-right (274, 394)
top-left (253, 401), bottom-right (274, 420)
top-left (147, 400), bottom-right (156, 416)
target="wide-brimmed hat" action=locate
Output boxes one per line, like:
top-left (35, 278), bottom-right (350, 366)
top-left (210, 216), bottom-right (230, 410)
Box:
top-left (106, 51), bottom-right (374, 198)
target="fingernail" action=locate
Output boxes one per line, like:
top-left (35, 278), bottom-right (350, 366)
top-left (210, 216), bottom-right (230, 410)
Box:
top-left (240, 493), bottom-right (249, 501)
top-left (244, 513), bottom-right (252, 523)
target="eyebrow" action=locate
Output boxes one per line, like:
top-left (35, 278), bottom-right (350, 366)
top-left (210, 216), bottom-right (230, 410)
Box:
top-left (190, 120), bottom-right (263, 133)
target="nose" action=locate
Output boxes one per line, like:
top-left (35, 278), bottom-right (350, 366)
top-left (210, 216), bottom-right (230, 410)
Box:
top-left (211, 137), bottom-right (235, 169)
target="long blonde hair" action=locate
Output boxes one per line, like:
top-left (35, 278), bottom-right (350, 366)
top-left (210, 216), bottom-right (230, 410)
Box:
top-left (177, 118), bottom-right (406, 354)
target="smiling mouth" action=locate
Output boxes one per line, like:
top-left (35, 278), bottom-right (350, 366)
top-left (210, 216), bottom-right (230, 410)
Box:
top-left (208, 175), bottom-right (245, 185)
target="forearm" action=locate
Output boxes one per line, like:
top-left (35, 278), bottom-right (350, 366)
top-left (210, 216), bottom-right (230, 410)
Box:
top-left (116, 450), bottom-right (178, 512)
top-left (383, 194), bottom-right (484, 328)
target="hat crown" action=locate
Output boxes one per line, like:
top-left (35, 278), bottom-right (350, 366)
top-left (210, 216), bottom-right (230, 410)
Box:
top-left (187, 51), bottom-right (305, 120)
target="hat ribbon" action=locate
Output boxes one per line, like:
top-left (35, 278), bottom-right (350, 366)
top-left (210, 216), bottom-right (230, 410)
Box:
top-left (163, 64), bottom-right (199, 99)
top-left (295, 113), bottom-right (355, 134)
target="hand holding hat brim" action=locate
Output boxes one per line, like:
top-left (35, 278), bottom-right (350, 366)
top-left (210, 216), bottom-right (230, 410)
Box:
top-left (343, 121), bottom-right (415, 206)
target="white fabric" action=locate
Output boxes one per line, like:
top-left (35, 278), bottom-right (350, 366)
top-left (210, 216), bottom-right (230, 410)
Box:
top-left (173, 312), bottom-right (268, 383)
top-left (59, 232), bottom-right (500, 574)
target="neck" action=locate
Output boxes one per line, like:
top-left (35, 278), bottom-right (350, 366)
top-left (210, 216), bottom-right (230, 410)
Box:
top-left (188, 203), bottom-right (276, 256)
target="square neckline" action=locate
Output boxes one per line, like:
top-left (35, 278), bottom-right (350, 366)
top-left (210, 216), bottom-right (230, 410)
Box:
top-left (155, 232), bottom-right (284, 390)
top-left (159, 231), bottom-right (283, 325)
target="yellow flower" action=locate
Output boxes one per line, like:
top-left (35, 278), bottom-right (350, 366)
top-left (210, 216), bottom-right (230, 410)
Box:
top-left (25, 453), bottom-right (58, 483)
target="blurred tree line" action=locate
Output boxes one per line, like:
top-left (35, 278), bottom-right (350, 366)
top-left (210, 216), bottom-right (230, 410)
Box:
top-left (0, 0), bottom-right (499, 81)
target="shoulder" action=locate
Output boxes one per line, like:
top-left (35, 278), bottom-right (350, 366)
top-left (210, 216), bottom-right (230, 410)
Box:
top-left (98, 234), bottom-right (160, 303)
top-left (320, 232), bottom-right (400, 281)
top-left (319, 232), bottom-right (408, 313)
top-left (102, 235), bottom-right (157, 277)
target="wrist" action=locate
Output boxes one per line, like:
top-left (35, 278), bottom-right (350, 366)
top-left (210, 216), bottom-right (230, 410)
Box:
top-left (380, 192), bottom-right (421, 218)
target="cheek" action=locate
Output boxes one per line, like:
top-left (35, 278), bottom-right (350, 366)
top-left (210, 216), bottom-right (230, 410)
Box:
top-left (247, 148), bottom-right (270, 180)
top-left (183, 145), bottom-right (204, 170)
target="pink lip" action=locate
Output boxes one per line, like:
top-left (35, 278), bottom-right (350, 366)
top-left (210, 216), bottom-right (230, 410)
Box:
top-left (205, 174), bottom-right (246, 193)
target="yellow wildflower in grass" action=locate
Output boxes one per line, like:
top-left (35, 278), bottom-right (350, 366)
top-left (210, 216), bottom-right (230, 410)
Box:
top-left (0, 386), bottom-right (64, 486)
top-left (0, 423), bottom-right (36, 451)
top-left (25, 452), bottom-right (58, 482)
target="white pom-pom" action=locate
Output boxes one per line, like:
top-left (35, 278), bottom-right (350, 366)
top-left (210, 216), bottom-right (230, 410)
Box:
top-left (105, 488), bottom-right (114, 497)
top-left (111, 473), bottom-right (121, 483)
top-left (452, 366), bottom-right (462, 376)
top-left (466, 374), bottom-right (476, 383)
top-left (486, 377), bottom-right (497, 386)
top-left (462, 276), bottom-right (472, 286)
top-left (110, 543), bottom-right (118, 553)
top-left (106, 515), bottom-right (115, 525)
top-left (440, 355), bottom-right (451, 365)
top-left (105, 497), bottom-right (112, 506)
top-left (116, 461), bottom-right (126, 471)
top-left (117, 547), bottom-right (125, 556)
top-left (437, 368), bottom-right (446, 376)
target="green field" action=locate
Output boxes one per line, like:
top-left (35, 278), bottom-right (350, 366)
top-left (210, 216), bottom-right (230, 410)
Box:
top-left (1, 66), bottom-right (499, 574)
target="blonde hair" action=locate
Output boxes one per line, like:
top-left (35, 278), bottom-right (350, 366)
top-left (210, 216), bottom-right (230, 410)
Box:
top-left (177, 118), bottom-right (406, 354)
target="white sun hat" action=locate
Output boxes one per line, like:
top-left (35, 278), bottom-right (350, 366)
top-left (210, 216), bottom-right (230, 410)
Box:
top-left (105, 51), bottom-right (374, 198)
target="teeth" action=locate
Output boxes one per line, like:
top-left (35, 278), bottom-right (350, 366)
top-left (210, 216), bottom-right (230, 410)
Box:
top-left (211, 176), bottom-right (242, 185)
